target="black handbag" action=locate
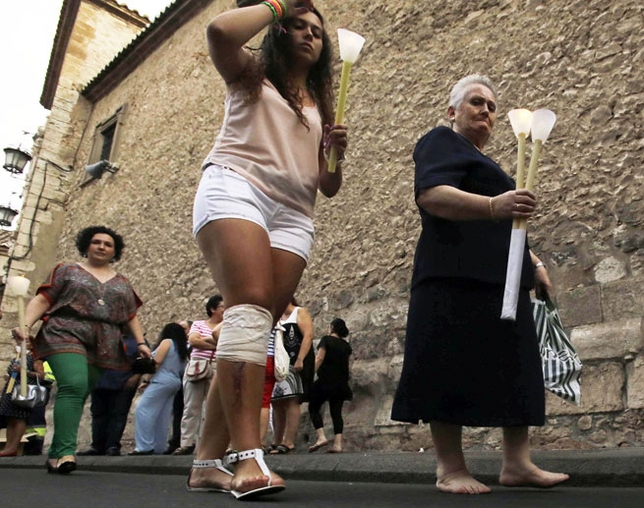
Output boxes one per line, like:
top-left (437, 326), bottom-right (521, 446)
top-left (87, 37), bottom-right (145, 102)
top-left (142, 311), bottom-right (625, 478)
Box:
top-left (132, 357), bottom-right (157, 374)
top-left (11, 377), bottom-right (48, 409)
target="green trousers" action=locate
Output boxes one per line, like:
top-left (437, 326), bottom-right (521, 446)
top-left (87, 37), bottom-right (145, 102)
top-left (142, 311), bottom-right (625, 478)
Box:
top-left (46, 353), bottom-right (102, 458)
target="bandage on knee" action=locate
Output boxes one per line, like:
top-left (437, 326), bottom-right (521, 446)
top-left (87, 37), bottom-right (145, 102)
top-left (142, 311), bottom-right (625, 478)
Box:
top-left (216, 304), bottom-right (272, 366)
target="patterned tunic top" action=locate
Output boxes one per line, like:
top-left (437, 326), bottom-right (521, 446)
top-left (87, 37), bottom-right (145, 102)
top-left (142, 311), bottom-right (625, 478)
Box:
top-left (33, 263), bottom-right (142, 370)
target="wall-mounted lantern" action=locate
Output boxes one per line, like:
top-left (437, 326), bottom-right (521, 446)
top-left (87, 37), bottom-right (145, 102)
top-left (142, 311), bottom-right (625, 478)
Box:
top-left (0, 205), bottom-right (18, 227)
top-left (3, 147), bottom-right (32, 174)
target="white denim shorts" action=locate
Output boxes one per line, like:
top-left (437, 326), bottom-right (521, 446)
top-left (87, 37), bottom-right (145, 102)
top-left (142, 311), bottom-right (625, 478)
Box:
top-left (193, 164), bottom-right (315, 263)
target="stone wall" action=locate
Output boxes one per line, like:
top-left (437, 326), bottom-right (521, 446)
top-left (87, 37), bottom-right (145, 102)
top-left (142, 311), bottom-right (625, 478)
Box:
top-left (3, 0), bottom-right (644, 453)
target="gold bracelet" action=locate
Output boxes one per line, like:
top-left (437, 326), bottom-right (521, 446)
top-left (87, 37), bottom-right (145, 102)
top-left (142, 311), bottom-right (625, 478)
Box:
top-left (488, 197), bottom-right (496, 220)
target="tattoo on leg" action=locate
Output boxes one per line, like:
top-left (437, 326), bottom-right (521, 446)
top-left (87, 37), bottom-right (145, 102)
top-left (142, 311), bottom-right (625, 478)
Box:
top-left (232, 362), bottom-right (247, 407)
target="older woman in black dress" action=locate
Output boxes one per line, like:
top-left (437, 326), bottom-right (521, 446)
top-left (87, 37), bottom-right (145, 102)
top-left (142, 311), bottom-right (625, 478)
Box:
top-left (15, 226), bottom-right (150, 474)
top-left (391, 75), bottom-right (568, 494)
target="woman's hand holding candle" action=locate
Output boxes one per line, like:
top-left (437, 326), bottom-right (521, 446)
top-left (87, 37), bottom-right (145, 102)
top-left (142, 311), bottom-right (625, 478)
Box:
top-left (501, 108), bottom-right (556, 321)
top-left (491, 189), bottom-right (537, 219)
top-left (323, 123), bottom-right (348, 165)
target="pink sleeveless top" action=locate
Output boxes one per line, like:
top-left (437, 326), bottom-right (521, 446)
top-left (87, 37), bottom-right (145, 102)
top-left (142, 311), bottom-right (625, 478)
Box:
top-left (202, 80), bottom-right (323, 218)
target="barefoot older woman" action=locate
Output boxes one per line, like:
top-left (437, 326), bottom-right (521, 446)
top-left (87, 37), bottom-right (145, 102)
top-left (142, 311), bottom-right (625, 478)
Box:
top-left (15, 226), bottom-right (150, 474)
top-left (189, 0), bottom-right (347, 499)
top-left (391, 75), bottom-right (568, 494)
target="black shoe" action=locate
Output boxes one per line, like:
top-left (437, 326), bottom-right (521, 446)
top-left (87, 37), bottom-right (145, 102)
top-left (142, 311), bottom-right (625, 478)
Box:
top-left (77, 448), bottom-right (104, 456)
top-left (57, 457), bottom-right (77, 475)
top-left (106, 447), bottom-right (121, 456)
top-left (163, 446), bottom-right (178, 455)
top-left (128, 450), bottom-right (154, 456)
top-left (171, 445), bottom-right (195, 456)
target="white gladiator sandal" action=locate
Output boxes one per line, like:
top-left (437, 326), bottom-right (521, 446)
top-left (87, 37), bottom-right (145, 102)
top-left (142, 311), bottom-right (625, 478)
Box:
top-left (186, 458), bottom-right (234, 492)
top-left (225, 448), bottom-right (286, 499)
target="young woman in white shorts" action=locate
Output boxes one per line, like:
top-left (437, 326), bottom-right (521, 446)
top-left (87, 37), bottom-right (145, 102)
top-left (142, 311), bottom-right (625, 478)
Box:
top-left (188, 0), bottom-right (348, 499)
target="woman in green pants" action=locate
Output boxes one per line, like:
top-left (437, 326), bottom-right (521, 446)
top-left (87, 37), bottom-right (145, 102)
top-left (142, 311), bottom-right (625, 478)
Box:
top-left (15, 226), bottom-right (150, 473)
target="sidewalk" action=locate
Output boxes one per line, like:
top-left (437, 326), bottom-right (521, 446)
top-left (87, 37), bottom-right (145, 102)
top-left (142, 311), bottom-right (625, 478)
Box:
top-left (1, 448), bottom-right (643, 487)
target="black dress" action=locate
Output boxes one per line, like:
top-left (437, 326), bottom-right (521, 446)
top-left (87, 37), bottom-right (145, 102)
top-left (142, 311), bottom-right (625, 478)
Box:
top-left (391, 127), bottom-right (545, 427)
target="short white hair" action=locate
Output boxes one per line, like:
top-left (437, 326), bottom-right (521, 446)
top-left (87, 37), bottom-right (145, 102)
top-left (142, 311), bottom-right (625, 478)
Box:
top-left (448, 74), bottom-right (497, 109)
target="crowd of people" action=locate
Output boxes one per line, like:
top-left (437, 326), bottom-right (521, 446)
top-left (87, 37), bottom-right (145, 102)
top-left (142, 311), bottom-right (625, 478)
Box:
top-left (1, 0), bottom-right (570, 501)
top-left (1, 227), bottom-right (352, 468)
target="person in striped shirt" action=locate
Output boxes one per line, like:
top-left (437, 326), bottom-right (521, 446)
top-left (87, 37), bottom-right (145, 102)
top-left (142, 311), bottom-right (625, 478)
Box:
top-left (174, 295), bottom-right (224, 455)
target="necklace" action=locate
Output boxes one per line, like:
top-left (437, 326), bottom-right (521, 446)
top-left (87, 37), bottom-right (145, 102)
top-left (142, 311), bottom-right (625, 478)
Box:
top-left (78, 262), bottom-right (111, 306)
top-left (96, 281), bottom-right (107, 306)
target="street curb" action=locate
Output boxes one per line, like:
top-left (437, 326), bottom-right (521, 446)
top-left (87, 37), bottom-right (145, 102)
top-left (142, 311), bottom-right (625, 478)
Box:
top-left (266, 449), bottom-right (644, 487)
top-left (1, 449), bottom-right (643, 487)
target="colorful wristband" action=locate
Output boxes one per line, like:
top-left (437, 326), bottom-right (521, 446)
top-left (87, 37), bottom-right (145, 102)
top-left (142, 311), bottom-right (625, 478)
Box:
top-left (275, 0), bottom-right (287, 17)
top-left (261, 0), bottom-right (286, 22)
top-left (261, 1), bottom-right (278, 22)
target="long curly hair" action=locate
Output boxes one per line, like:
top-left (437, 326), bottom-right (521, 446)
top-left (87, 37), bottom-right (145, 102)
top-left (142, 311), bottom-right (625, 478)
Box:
top-left (237, 8), bottom-right (334, 130)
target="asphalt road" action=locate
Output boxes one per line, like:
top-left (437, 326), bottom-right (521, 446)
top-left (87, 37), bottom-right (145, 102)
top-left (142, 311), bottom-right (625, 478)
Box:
top-left (2, 469), bottom-right (643, 507)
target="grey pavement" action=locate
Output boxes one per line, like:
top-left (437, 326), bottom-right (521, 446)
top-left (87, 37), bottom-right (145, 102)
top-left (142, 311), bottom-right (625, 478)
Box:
top-left (1, 448), bottom-right (643, 487)
top-left (3, 470), bottom-right (644, 508)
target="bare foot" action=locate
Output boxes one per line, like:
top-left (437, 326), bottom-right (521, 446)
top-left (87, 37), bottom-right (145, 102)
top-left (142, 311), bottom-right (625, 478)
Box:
top-left (500, 463), bottom-right (569, 488)
top-left (308, 440), bottom-right (329, 452)
top-left (188, 467), bottom-right (233, 491)
top-left (232, 458), bottom-right (285, 494)
top-left (436, 469), bottom-right (491, 494)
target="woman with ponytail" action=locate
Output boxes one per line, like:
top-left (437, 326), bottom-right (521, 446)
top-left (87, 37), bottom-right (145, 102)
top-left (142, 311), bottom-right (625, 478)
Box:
top-left (307, 318), bottom-right (352, 454)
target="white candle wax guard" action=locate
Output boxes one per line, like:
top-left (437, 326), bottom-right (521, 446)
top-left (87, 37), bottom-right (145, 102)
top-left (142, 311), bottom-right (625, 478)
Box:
top-left (337, 29), bottom-right (365, 64)
top-left (7, 276), bottom-right (30, 296)
top-left (531, 109), bottom-right (557, 142)
top-left (507, 108), bottom-right (533, 137)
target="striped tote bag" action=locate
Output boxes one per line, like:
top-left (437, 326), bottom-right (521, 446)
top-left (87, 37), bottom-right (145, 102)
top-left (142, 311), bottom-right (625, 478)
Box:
top-left (532, 297), bottom-right (583, 405)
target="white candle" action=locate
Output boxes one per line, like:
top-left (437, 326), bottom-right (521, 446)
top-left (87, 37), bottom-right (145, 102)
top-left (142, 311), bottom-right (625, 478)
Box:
top-left (507, 108), bottom-right (532, 191)
top-left (500, 108), bottom-right (556, 321)
top-left (327, 29), bottom-right (366, 173)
